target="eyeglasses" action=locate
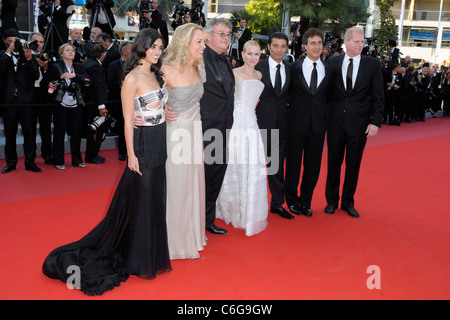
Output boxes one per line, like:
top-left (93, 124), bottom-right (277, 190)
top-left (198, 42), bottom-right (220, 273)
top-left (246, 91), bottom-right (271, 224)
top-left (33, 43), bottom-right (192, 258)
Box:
top-left (211, 31), bottom-right (232, 39)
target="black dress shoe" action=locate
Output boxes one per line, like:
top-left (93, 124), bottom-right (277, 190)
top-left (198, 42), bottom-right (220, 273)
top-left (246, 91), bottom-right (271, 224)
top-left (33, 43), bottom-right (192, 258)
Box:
top-left (1, 165), bottom-right (16, 174)
top-left (300, 206), bottom-right (313, 217)
top-left (206, 223), bottom-right (228, 235)
top-left (118, 154), bottom-right (127, 161)
top-left (341, 205), bottom-right (360, 218)
top-left (270, 206), bottom-right (295, 219)
top-left (324, 204), bottom-right (336, 214)
top-left (85, 155), bottom-right (105, 164)
top-left (25, 163), bottom-right (43, 173)
top-left (288, 204), bottom-right (301, 215)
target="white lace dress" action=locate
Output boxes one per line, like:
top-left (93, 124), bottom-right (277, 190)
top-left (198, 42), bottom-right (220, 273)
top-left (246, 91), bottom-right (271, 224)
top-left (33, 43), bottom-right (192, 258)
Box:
top-left (216, 79), bottom-right (268, 236)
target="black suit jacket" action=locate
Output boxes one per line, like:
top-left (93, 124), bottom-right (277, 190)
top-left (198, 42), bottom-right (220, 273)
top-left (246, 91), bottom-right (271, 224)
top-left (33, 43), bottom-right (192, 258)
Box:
top-left (0, 0), bottom-right (18, 34)
top-left (0, 52), bottom-right (39, 104)
top-left (327, 54), bottom-right (384, 137)
top-left (81, 58), bottom-right (108, 111)
top-left (107, 58), bottom-right (124, 101)
top-left (288, 59), bottom-right (333, 135)
top-left (40, 0), bottom-right (74, 49)
top-left (101, 44), bottom-right (120, 77)
top-left (255, 58), bottom-right (291, 140)
top-left (235, 27), bottom-right (252, 54)
top-left (199, 45), bottom-right (235, 133)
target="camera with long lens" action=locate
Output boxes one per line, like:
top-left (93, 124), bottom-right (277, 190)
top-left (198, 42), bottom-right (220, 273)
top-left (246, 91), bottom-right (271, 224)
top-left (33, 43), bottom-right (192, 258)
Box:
top-left (53, 79), bottom-right (87, 107)
top-left (14, 39), bottom-right (39, 52)
top-left (88, 113), bottom-right (118, 142)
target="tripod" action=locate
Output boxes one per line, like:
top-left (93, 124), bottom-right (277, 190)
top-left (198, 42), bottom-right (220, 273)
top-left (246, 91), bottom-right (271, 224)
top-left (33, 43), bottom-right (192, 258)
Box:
top-left (228, 27), bottom-right (241, 60)
top-left (91, 2), bottom-right (117, 42)
top-left (42, 2), bottom-right (65, 55)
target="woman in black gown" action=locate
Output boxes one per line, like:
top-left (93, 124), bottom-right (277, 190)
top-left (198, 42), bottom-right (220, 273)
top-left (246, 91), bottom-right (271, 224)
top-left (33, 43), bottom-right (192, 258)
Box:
top-left (42, 28), bottom-right (172, 296)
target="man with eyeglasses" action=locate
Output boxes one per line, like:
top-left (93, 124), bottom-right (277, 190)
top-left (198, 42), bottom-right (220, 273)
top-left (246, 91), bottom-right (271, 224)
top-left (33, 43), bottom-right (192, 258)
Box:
top-left (200, 18), bottom-right (235, 235)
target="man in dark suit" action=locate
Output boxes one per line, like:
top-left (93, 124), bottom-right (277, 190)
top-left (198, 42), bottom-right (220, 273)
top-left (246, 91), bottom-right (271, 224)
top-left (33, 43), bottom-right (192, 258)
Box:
top-left (39, 0), bottom-right (74, 53)
top-left (230, 17), bottom-right (252, 61)
top-left (325, 26), bottom-right (384, 218)
top-left (0, 0), bottom-right (18, 36)
top-left (96, 32), bottom-right (120, 79)
top-left (285, 28), bottom-right (333, 217)
top-left (255, 32), bottom-right (293, 219)
top-left (85, 0), bottom-right (116, 38)
top-left (0, 29), bottom-right (41, 173)
top-left (107, 41), bottom-right (131, 161)
top-left (201, 18), bottom-right (235, 235)
top-left (81, 43), bottom-right (109, 164)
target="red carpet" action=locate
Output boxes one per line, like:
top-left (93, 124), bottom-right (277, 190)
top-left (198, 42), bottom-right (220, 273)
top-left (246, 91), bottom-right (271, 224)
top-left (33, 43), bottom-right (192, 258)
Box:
top-left (1, 117), bottom-right (449, 300)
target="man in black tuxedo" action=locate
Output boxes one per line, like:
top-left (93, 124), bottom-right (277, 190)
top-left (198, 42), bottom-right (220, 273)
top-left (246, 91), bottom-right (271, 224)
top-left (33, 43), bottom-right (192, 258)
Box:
top-left (86, 0), bottom-right (116, 38)
top-left (81, 43), bottom-right (109, 164)
top-left (0, 29), bottom-right (41, 173)
top-left (96, 32), bottom-right (120, 79)
top-left (39, 0), bottom-right (74, 53)
top-left (201, 18), bottom-right (235, 235)
top-left (285, 28), bottom-right (333, 217)
top-left (324, 26), bottom-right (384, 218)
top-left (0, 0), bottom-right (18, 36)
top-left (107, 41), bottom-right (131, 161)
top-left (230, 17), bottom-right (252, 62)
top-left (139, 0), bottom-right (162, 31)
top-left (255, 32), bottom-right (293, 219)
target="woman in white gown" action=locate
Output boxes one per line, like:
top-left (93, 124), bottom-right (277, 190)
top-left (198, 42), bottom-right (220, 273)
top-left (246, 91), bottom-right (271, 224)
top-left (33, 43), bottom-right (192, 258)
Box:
top-left (216, 40), bottom-right (268, 236)
top-left (162, 23), bottom-right (207, 259)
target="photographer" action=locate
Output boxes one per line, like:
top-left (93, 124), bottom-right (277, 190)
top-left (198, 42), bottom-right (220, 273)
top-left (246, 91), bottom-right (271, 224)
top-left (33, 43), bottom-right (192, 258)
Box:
top-left (404, 66), bottom-right (419, 123)
top-left (69, 28), bottom-right (87, 63)
top-left (81, 43), bottom-right (109, 164)
top-left (41, 43), bottom-right (90, 170)
top-left (0, 0), bottom-right (18, 36)
top-left (384, 63), bottom-right (402, 125)
top-left (230, 17), bottom-right (252, 62)
top-left (0, 29), bottom-right (41, 174)
top-left (96, 32), bottom-right (119, 78)
top-left (427, 67), bottom-right (442, 117)
top-left (30, 32), bottom-right (54, 164)
top-left (139, 0), bottom-right (162, 31)
top-left (39, 0), bottom-right (74, 52)
top-left (86, 0), bottom-right (116, 38)
top-left (189, 0), bottom-right (205, 27)
top-left (417, 67), bottom-right (430, 122)
top-left (171, 12), bottom-right (192, 30)
top-left (442, 71), bottom-right (450, 116)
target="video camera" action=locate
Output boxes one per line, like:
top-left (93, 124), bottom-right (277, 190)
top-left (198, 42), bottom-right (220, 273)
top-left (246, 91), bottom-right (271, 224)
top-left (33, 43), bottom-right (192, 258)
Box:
top-left (72, 39), bottom-right (87, 61)
top-left (174, 0), bottom-right (189, 17)
top-left (139, 0), bottom-right (154, 13)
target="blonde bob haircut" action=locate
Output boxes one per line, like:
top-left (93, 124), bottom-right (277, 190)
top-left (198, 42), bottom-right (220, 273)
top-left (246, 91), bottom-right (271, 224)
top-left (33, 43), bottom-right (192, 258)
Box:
top-left (242, 40), bottom-right (260, 54)
top-left (163, 23), bottom-right (206, 73)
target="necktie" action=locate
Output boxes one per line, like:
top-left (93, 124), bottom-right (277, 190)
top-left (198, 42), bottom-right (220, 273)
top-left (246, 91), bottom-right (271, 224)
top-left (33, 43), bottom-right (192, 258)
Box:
top-left (346, 58), bottom-right (353, 92)
top-left (274, 64), bottom-right (281, 95)
top-left (310, 62), bottom-right (317, 93)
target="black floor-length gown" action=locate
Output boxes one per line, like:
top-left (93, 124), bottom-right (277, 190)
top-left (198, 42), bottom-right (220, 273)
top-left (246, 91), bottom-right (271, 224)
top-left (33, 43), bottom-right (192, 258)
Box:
top-left (42, 88), bottom-right (172, 296)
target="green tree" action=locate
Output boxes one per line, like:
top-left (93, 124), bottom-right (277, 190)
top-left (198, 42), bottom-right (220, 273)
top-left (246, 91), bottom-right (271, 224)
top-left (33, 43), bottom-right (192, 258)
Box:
top-left (279, 0), bottom-right (367, 35)
top-left (373, 0), bottom-right (398, 55)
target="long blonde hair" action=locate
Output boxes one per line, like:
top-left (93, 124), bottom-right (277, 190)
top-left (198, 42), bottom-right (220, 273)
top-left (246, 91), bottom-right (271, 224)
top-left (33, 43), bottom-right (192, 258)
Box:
top-left (163, 23), bottom-right (206, 73)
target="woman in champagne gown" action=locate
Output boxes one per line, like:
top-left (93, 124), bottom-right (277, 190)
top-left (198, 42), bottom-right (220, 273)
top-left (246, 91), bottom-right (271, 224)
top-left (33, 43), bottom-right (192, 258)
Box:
top-left (216, 40), bottom-right (268, 236)
top-left (162, 23), bottom-right (207, 259)
top-left (42, 29), bottom-right (172, 296)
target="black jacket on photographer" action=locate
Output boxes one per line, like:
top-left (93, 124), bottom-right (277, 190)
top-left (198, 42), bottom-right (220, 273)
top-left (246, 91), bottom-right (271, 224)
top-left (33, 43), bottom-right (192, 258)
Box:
top-left (39, 0), bottom-right (74, 52)
top-left (0, 31), bottom-right (40, 170)
top-left (81, 44), bottom-right (109, 162)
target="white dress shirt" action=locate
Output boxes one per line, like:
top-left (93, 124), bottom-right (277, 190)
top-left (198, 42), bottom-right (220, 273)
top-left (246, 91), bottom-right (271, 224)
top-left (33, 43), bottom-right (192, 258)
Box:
top-left (268, 56), bottom-right (286, 89)
top-left (302, 56), bottom-right (325, 88)
top-left (342, 54), bottom-right (361, 90)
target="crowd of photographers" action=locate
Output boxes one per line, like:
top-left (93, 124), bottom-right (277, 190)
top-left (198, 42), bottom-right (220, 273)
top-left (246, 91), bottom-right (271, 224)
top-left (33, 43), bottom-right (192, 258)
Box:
top-left (0, 0), bottom-right (207, 174)
top-left (1, 1), bottom-right (449, 174)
